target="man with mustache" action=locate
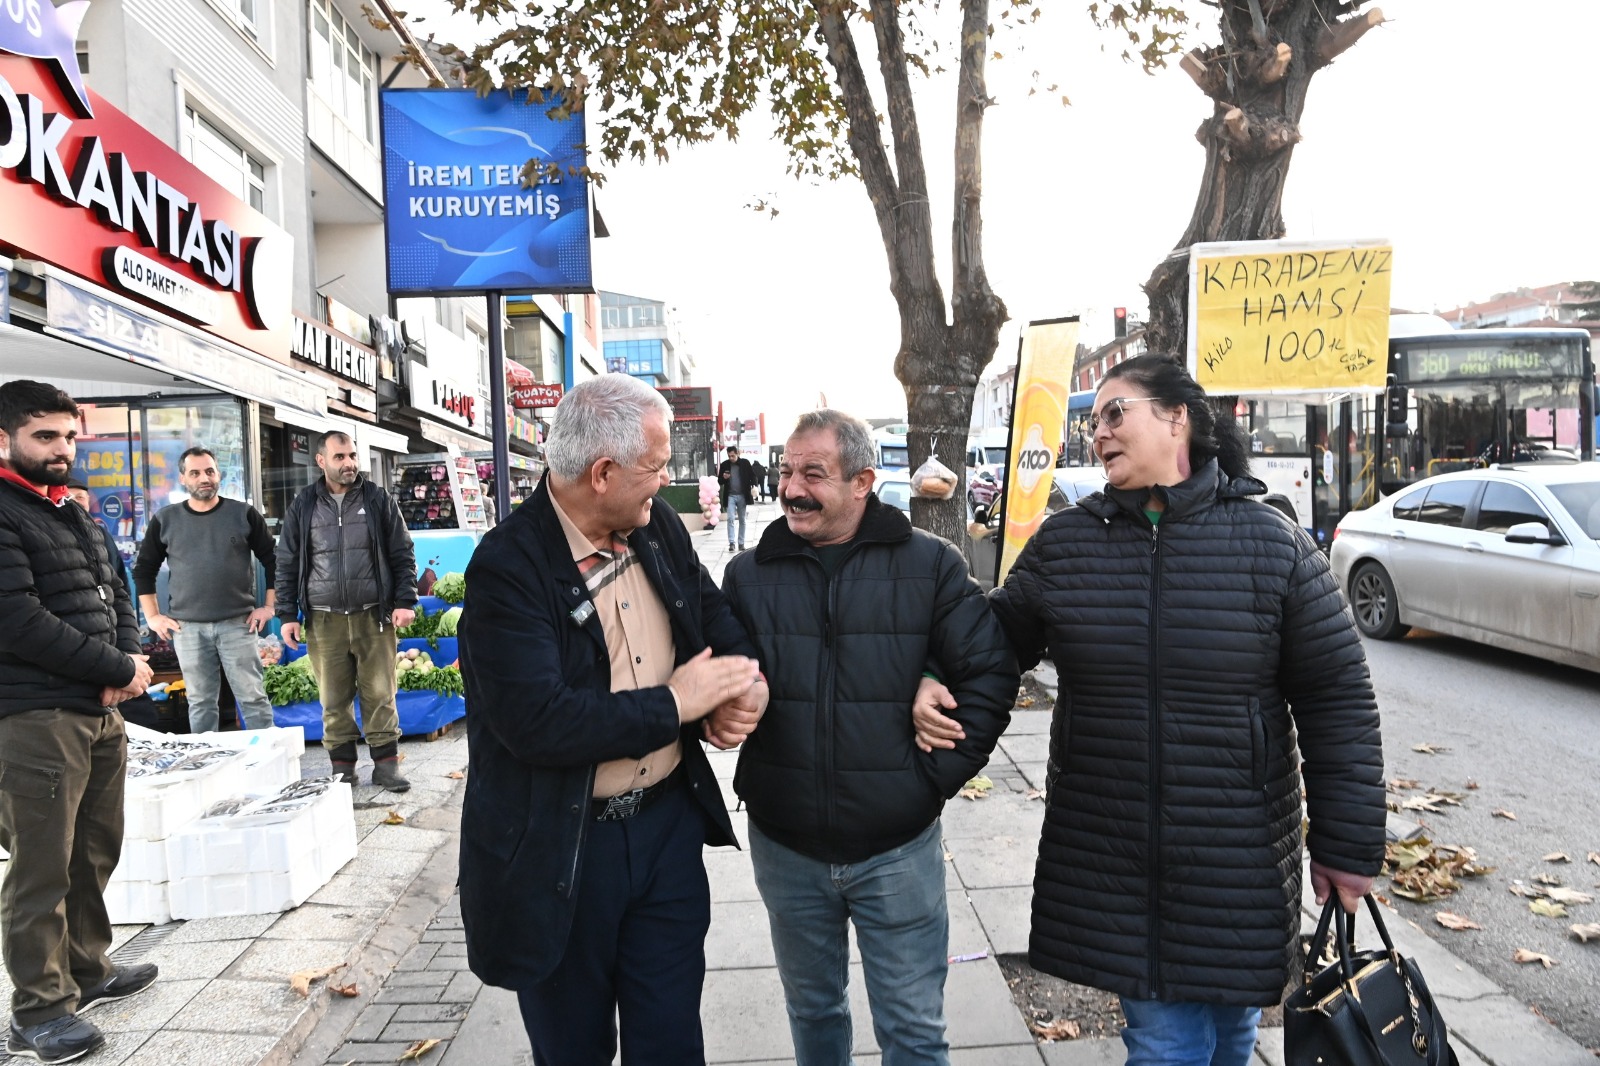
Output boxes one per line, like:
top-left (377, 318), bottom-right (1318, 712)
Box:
top-left (0, 380), bottom-right (158, 1064)
top-left (721, 409), bottom-right (1019, 1064)
top-left (275, 431), bottom-right (417, 791)
top-left (132, 448), bottom-right (278, 733)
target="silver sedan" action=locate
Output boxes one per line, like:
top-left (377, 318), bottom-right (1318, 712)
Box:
top-left (1329, 464), bottom-right (1600, 673)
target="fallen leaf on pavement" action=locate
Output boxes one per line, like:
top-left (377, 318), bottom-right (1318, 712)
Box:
top-left (444, 770), bottom-right (464, 779)
top-left (1386, 838), bottom-right (1493, 902)
top-left (330, 981), bottom-right (359, 997)
top-left (1588, 852), bottom-right (1600, 866)
top-left (1465, 779), bottom-right (1479, 790)
top-left (1545, 886), bottom-right (1594, 905)
top-left (1509, 882), bottom-right (1537, 898)
top-left (1435, 912), bottom-right (1481, 931)
top-left (1387, 777), bottom-right (1422, 792)
top-left (1412, 743), bottom-right (1449, 755)
top-left (1530, 899), bottom-right (1569, 919)
top-left (958, 775), bottom-right (994, 801)
top-left (383, 810), bottom-right (405, 825)
top-left (1030, 1018), bottom-right (1081, 1041)
top-left (1512, 948), bottom-right (1558, 968)
top-left (399, 1038), bottom-right (441, 1060)
top-left (1535, 873), bottom-right (1564, 887)
top-left (1571, 923), bottom-right (1600, 943)
top-left (1016, 696), bottom-right (1035, 708)
top-left (1543, 852), bottom-right (1571, 863)
top-left (289, 964), bottom-right (344, 997)
top-left (1025, 788), bottom-right (1045, 801)
top-left (1401, 792), bottom-right (1463, 814)
top-left (1491, 808), bottom-right (1517, 820)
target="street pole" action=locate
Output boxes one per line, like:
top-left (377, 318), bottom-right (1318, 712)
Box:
top-left (486, 292), bottom-right (513, 513)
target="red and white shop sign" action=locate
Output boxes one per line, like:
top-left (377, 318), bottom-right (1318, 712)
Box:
top-left (0, 56), bottom-right (293, 359)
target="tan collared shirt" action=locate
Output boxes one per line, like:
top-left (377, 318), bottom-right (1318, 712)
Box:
top-left (549, 492), bottom-right (681, 798)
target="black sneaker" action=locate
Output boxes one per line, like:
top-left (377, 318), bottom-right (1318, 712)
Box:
top-left (78, 962), bottom-right (158, 1014)
top-left (7, 1015), bottom-right (105, 1063)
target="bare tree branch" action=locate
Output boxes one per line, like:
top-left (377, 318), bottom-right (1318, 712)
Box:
top-left (813, 3), bottom-right (901, 241)
top-left (1318, 6), bottom-right (1386, 63)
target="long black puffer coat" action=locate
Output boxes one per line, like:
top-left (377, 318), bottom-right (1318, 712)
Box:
top-left (0, 476), bottom-right (140, 719)
top-left (989, 460), bottom-right (1385, 1006)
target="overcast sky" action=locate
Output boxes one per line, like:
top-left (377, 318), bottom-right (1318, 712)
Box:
top-left (407, 1), bottom-right (1600, 433)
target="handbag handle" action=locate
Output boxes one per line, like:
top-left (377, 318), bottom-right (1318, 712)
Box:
top-left (1312, 894), bottom-right (1438, 1066)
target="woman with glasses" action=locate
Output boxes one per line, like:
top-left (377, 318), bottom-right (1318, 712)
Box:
top-left (919, 354), bottom-right (1386, 1065)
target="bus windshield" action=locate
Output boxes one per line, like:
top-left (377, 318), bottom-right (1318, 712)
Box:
top-left (1379, 334), bottom-right (1592, 494)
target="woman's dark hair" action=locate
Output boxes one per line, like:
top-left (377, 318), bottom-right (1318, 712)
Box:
top-left (1101, 354), bottom-right (1252, 480)
top-left (0, 380), bottom-right (79, 438)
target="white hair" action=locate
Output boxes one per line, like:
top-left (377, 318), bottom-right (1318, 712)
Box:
top-left (545, 375), bottom-right (672, 479)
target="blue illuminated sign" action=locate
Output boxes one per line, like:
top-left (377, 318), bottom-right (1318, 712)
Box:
top-left (380, 89), bottom-right (592, 295)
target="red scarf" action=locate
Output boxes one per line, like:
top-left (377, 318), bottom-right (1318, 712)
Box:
top-left (0, 465), bottom-right (73, 505)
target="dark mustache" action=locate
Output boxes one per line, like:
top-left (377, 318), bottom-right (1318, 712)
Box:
top-left (781, 495), bottom-right (823, 512)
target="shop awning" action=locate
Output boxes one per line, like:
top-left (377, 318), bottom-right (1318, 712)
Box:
top-left (37, 267), bottom-right (332, 424)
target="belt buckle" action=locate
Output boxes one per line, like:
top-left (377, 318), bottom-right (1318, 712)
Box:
top-left (598, 788), bottom-right (645, 821)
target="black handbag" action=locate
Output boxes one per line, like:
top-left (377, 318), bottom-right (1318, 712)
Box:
top-left (1283, 894), bottom-right (1459, 1066)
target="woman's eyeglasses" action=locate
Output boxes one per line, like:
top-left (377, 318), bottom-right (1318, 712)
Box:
top-left (1088, 397), bottom-right (1162, 434)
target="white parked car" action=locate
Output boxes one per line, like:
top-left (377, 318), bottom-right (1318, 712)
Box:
top-left (1329, 465), bottom-right (1600, 673)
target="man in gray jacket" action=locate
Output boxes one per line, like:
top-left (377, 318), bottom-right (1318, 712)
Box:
top-left (133, 447), bottom-right (278, 733)
top-left (275, 432), bottom-right (417, 791)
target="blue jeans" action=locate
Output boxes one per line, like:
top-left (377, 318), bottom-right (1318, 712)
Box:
top-left (749, 820), bottom-right (950, 1066)
top-left (1119, 998), bottom-right (1263, 1066)
top-left (726, 495), bottom-right (747, 546)
top-left (171, 616), bottom-right (274, 732)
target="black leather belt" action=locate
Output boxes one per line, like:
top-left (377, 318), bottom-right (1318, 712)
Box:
top-left (591, 767), bottom-right (684, 821)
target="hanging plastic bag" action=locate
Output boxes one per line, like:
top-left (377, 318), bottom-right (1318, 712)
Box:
top-left (911, 457), bottom-right (959, 500)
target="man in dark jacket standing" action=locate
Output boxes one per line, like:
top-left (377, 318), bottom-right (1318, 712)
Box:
top-left (717, 444), bottom-right (755, 551)
top-left (0, 381), bottom-right (158, 1064)
top-left (134, 447), bottom-right (278, 733)
top-left (458, 373), bottom-right (764, 1065)
top-left (275, 432), bottom-right (417, 791)
top-left (723, 410), bottom-right (1019, 1065)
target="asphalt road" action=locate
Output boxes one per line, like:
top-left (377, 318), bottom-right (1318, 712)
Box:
top-left (1361, 628), bottom-right (1600, 1052)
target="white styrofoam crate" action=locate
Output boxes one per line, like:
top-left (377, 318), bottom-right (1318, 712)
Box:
top-left (240, 747), bottom-right (294, 796)
top-left (165, 782), bottom-right (356, 918)
top-left (104, 878), bottom-right (171, 926)
top-left (169, 866), bottom-right (323, 920)
top-left (191, 725), bottom-right (307, 762)
top-left (110, 837), bottom-right (168, 884)
top-left (124, 749), bottom-right (252, 841)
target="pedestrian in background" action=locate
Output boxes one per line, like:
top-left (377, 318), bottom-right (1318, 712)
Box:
top-left (724, 409), bottom-right (1018, 1065)
top-left (133, 447), bottom-right (278, 733)
top-left (750, 458), bottom-right (767, 502)
top-left (0, 380), bottom-right (158, 1065)
top-left (916, 355), bottom-right (1386, 1066)
top-left (458, 373), bottom-right (764, 1065)
top-left (275, 431), bottom-right (417, 791)
top-left (718, 444), bottom-right (755, 551)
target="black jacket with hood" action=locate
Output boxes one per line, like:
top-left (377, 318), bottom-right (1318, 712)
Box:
top-left (989, 460), bottom-right (1386, 1006)
top-left (0, 472), bottom-right (140, 718)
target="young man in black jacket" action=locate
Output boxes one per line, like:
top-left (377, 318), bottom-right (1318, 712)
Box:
top-left (717, 445), bottom-right (756, 551)
top-left (0, 381), bottom-right (158, 1064)
top-left (458, 374), bottom-right (764, 1065)
top-left (723, 410), bottom-right (1019, 1065)
top-left (274, 432), bottom-right (417, 791)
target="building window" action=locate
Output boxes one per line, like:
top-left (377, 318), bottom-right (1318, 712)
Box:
top-left (308, 0), bottom-right (378, 144)
top-left (182, 106), bottom-right (267, 213)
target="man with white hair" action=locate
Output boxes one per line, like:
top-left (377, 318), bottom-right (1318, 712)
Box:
top-left (457, 373), bottom-right (767, 1065)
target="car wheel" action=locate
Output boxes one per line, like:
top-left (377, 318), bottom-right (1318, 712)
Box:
top-left (1349, 562), bottom-right (1410, 641)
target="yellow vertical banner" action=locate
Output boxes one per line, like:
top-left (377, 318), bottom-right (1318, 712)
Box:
top-left (998, 317), bottom-right (1079, 586)
top-left (1186, 238), bottom-right (1393, 394)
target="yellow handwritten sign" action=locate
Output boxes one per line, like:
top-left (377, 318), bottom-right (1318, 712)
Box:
top-left (1187, 239), bottom-right (1393, 393)
top-left (999, 317), bottom-right (1078, 586)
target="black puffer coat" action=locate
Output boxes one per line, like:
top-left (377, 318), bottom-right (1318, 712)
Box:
top-left (726, 496), bottom-right (1019, 861)
top-left (989, 461), bottom-right (1385, 1006)
top-left (0, 475), bottom-right (140, 718)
